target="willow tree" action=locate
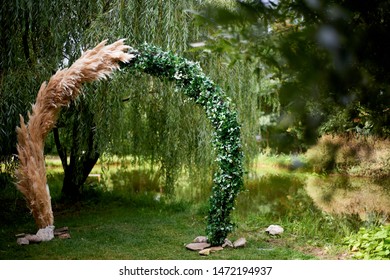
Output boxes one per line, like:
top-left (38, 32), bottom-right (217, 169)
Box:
top-left (3, 0), bottom-right (266, 243)
top-left (78, 0), bottom-right (259, 242)
top-left (54, 0), bottom-right (264, 198)
top-left (46, 0), bottom-right (209, 198)
top-left (3, 0), bottom-right (264, 200)
top-left (0, 0), bottom-right (101, 171)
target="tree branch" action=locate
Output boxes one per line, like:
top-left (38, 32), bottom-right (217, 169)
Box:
top-left (22, 11), bottom-right (32, 67)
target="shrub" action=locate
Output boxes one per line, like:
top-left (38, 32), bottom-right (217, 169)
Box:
top-left (344, 225), bottom-right (390, 259)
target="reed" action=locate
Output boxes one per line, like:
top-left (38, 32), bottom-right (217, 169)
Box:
top-left (15, 39), bottom-right (134, 229)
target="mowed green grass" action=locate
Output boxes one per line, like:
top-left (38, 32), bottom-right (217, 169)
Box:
top-left (1, 154), bottom-right (355, 260)
top-left (1, 196), bottom-right (314, 260)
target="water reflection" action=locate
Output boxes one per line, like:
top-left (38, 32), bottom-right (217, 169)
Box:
top-left (305, 175), bottom-right (390, 222)
top-left (235, 173), bottom-right (310, 218)
top-left (78, 164), bottom-right (390, 224)
top-left (233, 171), bottom-right (390, 224)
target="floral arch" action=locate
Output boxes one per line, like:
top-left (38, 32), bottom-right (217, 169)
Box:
top-left (16, 40), bottom-right (243, 245)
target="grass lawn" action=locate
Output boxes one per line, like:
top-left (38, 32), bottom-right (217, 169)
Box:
top-left (1, 154), bottom-right (357, 260)
top-left (1, 197), bottom-right (317, 260)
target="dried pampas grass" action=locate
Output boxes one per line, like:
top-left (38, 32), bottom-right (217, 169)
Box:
top-left (15, 39), bottom-right (134, 229)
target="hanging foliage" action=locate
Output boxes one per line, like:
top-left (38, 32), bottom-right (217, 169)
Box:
top-left (125, 43), bottom-right (244, 245)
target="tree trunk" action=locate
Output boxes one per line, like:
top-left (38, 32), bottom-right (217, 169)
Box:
top-left (61, 151), bottom-right (99, 199)
top-left (53, 104), bottom-right (100, 200)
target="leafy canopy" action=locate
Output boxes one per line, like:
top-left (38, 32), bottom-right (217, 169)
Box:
top-left (192, 0), bottom-right (390, 146)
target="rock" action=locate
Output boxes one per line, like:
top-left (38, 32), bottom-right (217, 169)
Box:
top-left (58, 233), bottom-right (71, 239)
top-left (199, 248), bottom-right (211, 256)
top-left (185, 242), bottom-right (211, 251)
top-left (233, 237), bottom-right (247, 248)
top-left (25, 234), bottom-right (42, 243)
top-left (209, 246), bottom-right (224, 252)
top-left (265, 225), bottom-right (284, 236)
top-left (36, 225), bottom-right (55, 241)
top-left (17, 237), bottom-right (29, 245)
top-left (193, 236), bottom-right (208, 243)
top-left (222, 238), bottom-right (234, 248)
top-left (54, 227), bottom-right (69, 236)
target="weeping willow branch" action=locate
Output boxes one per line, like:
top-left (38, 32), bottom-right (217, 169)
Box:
top-left (15, 39), bottom-right (134, 229)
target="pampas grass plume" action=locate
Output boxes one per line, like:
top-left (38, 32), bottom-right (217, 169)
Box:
top-left (15, 40), bottom-right (134, 228)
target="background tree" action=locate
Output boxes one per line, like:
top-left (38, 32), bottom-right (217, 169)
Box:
top-left (1, 0), bottom-right (101, 171)
top-left (193, 0), bottom-right (390, 150)
top-left (51, 0), bottom-right (267, 198)
top-left (1, 1), bottom-right (263, 200)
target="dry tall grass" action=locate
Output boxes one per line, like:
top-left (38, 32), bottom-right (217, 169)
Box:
top-left (15, 40), bottom-right (134, 228)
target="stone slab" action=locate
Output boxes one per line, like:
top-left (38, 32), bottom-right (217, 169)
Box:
top-left (185, 242), bottom-right (211, 251)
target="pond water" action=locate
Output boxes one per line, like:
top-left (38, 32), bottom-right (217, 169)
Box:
top-left (305, 175), bottom-right (390, 222)
top-left (235, 173), bottom-right (306, 218)
top-left (234, 170), bottom-right (390, 224)
top-left (45, 161), bottom-right (390, 224)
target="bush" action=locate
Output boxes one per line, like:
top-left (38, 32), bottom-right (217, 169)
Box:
top-left (344, 225), bottom-right (390, 259)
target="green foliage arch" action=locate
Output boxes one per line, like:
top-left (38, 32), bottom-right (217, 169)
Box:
top-left (124, 44), bottom-right (244, 245)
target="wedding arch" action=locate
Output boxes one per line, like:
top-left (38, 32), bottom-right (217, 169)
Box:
top-left (15, 40), bottom-right (243, 245)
